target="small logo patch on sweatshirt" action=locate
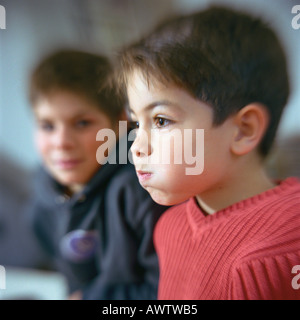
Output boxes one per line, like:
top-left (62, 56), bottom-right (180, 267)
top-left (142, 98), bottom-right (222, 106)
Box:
top-left (60, 230), bottom-right (99, 262)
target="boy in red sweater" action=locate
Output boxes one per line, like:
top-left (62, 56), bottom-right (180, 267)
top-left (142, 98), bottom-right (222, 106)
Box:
top-left (115, 6), bottom-right (300, 299)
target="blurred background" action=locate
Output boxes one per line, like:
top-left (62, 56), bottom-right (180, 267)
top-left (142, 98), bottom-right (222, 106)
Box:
top-left (1, 0), bottom-right (300, 171)
top-left (0, 0), bottom-right (299, 298)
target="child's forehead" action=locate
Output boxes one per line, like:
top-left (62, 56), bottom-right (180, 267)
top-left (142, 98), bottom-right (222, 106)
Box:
top-left (33, 90), bottom-right (91, 109)
top-left (32, 90), bottom-right (106, 116)
top-left (127, 70), bottom-right (185, 100)
top-left (127, 72), bottom-right (214, 122)
top-left (36, 89), bottom-right (87, 101)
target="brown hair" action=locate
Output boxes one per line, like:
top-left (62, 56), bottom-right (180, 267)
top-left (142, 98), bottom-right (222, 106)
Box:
top-left (29, 49), bottom-right (125, 121)
top-left (116, 6), bottom-right (290, 157)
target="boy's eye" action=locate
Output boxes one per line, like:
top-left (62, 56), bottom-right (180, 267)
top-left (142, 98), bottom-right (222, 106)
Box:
top-left (76, 120), bottom-right (91, 128)
top-left (154, 117), bottom-right (171, 128)
top-left (39, 122), bottom-right (54, 132)
top-left (129, 121), bottom-right (139, 130)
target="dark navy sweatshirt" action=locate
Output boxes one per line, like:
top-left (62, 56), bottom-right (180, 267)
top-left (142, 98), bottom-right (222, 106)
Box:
top-left (26, 139), bottom-right (167, 300)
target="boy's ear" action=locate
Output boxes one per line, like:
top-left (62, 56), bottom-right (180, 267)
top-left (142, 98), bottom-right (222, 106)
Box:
top-left (230, 103), bottom-right (269, 156)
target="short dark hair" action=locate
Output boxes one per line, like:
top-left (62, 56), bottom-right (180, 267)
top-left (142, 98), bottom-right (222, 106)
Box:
top-left (29, 49), bottom-right (124, 121)
top-left (116, 6), bottom-right (290, 157)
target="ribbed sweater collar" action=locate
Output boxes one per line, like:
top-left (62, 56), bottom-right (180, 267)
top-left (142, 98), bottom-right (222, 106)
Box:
top-left (187, 177), bottom-right (300, 233)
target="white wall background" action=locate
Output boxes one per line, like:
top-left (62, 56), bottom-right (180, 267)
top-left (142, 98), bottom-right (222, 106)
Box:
top-left (0, 0), bottom-right (299, 170)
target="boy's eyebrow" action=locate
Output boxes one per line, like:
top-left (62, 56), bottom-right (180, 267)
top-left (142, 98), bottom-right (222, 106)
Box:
top-left (34, 111), bottom-right (94, 121)
top-left (128, 100), bottom-right (182, 114)
top-left (71, 111), bottom-right (94, 119)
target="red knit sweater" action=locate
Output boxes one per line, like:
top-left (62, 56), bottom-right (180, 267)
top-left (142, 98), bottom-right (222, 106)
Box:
top-left (154, 177), bottom-right (300, 300)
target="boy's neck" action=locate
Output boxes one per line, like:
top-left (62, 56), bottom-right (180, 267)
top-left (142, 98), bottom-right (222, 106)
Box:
top-left (66, 184), bottom-right (84, 196)
top-left (195, 157), bottom-right (275, 214)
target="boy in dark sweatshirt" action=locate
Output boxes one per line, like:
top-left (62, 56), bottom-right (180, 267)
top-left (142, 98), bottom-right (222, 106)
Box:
top-left (26, 49), bottom-right (167, 299)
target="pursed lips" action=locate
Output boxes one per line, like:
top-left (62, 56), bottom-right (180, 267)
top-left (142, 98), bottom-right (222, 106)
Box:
top-left (54, 159), bottom-right (82, 170)
top-left (136, 170), bottom-right (153, 182)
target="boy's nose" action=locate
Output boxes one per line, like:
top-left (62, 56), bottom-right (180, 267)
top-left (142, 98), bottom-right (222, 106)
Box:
top-left (52, 127), bottom-right (75, 149)
top-left (131, 129), bottom-right (152, 158)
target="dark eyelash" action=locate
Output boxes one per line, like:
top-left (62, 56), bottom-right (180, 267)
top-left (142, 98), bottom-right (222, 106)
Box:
top-left (154, 117), bottom-right (171, 128)
top-left (76, 120), bottom-right (91, 127)
top-left (39, 122), bottom-right (54, 131)
top-left (128, 121), bottom-right (139, 130)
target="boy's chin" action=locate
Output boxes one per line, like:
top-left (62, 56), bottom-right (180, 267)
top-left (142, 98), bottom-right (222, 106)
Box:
top-left (148, 189), bottom-right (183, 207)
